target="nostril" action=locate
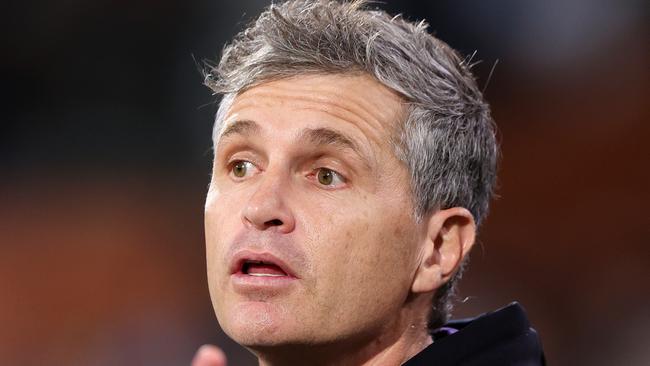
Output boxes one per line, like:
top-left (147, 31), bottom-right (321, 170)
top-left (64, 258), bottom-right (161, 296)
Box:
top-left (265, 219), bottom-right (283, 227)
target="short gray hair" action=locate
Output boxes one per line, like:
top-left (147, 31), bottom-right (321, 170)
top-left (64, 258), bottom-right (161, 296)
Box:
top-left (204, 0), bottom-right (498, 329)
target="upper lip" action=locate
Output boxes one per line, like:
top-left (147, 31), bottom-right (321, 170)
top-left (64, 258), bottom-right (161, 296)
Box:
top-left (229, 250), bottom-right (298, 278)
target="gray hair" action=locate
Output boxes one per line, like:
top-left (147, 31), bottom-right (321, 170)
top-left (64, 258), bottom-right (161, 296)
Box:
top-left (204, 0), bottom-right (498, 329)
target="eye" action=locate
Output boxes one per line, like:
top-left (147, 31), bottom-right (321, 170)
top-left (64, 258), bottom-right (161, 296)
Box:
top-left (316, 168), bottom-right (345, 187)
top-left (230, 160), bottom-right (257, 179)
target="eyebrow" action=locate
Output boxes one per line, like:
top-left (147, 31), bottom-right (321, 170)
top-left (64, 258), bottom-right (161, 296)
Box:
top-left (217, 119), bottom-right (372, 168)
top-left (218, 119), bottom-right (260, 141)
top-left (301, 127), bottom-right (372, 170)
top-left (299, 127), bottom-right (360, 154)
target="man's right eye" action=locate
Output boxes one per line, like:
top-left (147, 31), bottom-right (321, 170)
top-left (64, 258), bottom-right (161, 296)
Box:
top-left (230, 160), bottom-right (256, 178)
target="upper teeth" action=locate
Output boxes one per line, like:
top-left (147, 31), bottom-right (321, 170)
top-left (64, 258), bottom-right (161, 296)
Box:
top-left (249, 273), bottom-right (284, 277)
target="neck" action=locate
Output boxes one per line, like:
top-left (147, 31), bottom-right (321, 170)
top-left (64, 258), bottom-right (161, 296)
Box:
top-left (254, 296), bottom-right (433, 366)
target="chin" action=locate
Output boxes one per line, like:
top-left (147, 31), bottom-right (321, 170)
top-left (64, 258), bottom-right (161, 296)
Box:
top-left (219, 300), bottom-right (304, 347)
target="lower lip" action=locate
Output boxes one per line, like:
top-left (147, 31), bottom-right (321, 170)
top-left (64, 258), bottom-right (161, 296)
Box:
top-left (231, 273), bottom-right (298, 293)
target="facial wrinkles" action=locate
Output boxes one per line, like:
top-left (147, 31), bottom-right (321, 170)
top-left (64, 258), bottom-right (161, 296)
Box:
top-left (221, 103), bottom-right (377, 188)
top-left (218, 77), bottom-right (414, 234)
top-left (219, 82), bottom-right (413, 248)
top-left (222, 82), bottom-right (413, 222)
top-left (229, 76), bottom-right (404, 157)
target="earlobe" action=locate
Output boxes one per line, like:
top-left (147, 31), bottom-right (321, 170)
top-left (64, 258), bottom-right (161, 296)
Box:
top-left (411, 207), bottom-right (476, 294)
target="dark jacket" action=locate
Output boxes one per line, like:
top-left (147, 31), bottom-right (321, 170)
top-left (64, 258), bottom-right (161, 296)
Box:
top-left (404, 302), bottom-right (546, 366)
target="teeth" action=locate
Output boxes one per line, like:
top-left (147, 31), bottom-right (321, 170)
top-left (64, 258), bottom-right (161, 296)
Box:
top-left (248, 273), bottom-right (285, 277)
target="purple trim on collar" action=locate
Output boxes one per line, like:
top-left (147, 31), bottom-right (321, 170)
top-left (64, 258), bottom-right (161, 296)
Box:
top-left (432, 326), bottom-right (459, 340)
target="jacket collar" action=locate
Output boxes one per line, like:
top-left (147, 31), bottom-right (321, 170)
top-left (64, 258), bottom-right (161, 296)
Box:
top-left (403, 302), bottom-right (546, 366)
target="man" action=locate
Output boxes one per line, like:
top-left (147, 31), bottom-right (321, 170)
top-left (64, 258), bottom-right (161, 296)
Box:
top-left (195, 1), bottom-right (545, 365)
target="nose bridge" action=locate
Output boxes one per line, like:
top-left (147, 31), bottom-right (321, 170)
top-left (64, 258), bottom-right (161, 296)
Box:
top-left (242, 163), bottom-right (295, 233)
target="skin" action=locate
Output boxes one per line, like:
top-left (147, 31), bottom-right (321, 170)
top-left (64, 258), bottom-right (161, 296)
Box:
top-left (203, 74), bottom-right (476, 366)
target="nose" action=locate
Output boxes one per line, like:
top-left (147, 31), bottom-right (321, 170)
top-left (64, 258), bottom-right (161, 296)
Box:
top-left (241, 172), bottom-right (296, 233)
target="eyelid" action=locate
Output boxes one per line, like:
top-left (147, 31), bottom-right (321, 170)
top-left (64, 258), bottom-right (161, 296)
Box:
top-left (217, 141), bottom-right (261, 169)
top-left (223, 150), bottom-right (263, 171)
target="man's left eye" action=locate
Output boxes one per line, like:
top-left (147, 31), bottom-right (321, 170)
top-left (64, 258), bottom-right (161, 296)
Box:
top-left (316, 168), bottom-right (345, 187)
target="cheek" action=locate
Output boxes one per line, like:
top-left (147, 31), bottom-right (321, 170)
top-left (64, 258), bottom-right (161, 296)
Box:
top-left (204, 203), bottom-right (223, 302)
top-left (310, 199), bottom-right (417, 307)
top-left (349, 223), bottom-right (415, 290)
top-left (204, 202), bottom-right (222, 268)
top-left (205, 191), bottom-right (240, 293)
top-left (205, 188), bottom-right (240, 250)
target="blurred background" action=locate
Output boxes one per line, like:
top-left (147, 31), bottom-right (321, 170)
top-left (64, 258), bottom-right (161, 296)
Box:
top-left (2, 0), bottom-right (648, 365)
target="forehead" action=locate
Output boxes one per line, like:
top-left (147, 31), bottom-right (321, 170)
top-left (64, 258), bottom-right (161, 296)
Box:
top-left (218, 74), bottom-right (406, 150)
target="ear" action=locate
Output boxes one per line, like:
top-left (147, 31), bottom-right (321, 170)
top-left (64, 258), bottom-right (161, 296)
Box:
top-left (411, 207), bottom-right (476, 294)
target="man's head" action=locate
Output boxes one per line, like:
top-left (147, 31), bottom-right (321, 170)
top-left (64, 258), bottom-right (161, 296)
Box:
top-left (204, 0), bottom-right (497, 360)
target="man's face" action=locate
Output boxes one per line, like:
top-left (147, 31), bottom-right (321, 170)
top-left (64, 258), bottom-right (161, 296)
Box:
top-left (205, 74), bottom-right (426, 348)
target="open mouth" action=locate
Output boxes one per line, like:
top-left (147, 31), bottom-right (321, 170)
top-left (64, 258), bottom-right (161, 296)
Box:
top-left (241, 260), bottom-right (289, 277)
top-left (230, 250), bottom-right (298, 282)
